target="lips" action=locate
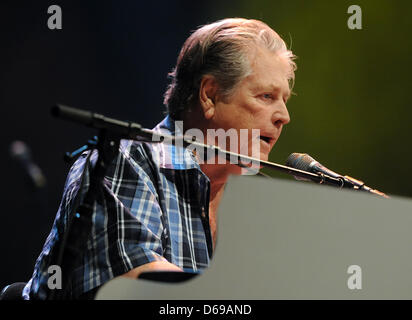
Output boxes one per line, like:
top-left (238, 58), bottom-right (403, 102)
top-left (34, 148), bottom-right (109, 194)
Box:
top-left (259, 135), bottom-right (272, 144)
top-left (258, 134), bottom-right (277, 151)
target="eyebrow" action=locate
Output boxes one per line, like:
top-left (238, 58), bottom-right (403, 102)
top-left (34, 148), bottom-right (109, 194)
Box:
top-left (252, 83), bottom-right (291, 100)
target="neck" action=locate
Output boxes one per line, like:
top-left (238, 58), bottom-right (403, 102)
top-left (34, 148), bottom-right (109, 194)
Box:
top-left (199, 162), bottom-right (231, 250)
top-left (200, 163), bottom-right (229, 193)
top-left (182, 112), bottom-right (235, 249)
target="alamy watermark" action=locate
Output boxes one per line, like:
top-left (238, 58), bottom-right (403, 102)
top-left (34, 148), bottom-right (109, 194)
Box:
top-left (347, 264), bottom-right (362, 290)
top-left (47, 265), bottom-right (62, 290)
top-left (153, 121), bottom-right (263, 175)
top-left (47, 5), bottom-right (62, 30)
top-left (347, 5), bottom-right (362, 30)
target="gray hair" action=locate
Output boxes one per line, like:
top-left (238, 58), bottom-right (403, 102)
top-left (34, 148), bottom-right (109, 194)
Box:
top-left (163, 18), bottom-right (297, 120)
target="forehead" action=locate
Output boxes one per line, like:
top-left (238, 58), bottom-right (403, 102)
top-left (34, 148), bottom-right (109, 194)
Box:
top-left (243, 47), bottom-right (291, 95)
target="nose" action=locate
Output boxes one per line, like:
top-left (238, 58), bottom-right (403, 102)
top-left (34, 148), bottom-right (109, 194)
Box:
top-left (272, 101), bottom-right (290, 128)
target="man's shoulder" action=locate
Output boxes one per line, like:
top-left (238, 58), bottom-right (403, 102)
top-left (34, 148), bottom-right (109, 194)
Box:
top-left (64, 115), bottom-right (188, 186)
top-left (119, 116), bottom-right (173, 166)
top-left (119, 139), bottom-right (155, 163)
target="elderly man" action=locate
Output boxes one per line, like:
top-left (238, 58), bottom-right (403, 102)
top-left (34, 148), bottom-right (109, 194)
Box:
top-left (22, 18), bottom-right (296, 300)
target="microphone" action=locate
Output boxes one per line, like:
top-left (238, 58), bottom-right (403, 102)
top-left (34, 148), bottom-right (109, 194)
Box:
top-left (286, 153), bottom-right (342, 180)
top-left (286, 153), bottom-right (388, 198)
top-left (10, 140), bottom-right (47, 189)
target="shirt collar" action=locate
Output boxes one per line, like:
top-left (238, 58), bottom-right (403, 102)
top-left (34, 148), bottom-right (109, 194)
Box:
top-left (151, 115), bottom-right (200, 170)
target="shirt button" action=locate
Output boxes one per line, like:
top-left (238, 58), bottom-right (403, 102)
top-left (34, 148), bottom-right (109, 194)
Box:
top-left (201, 207), bottom-right (206, 219)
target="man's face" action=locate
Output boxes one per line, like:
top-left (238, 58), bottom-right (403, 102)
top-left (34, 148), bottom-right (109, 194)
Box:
top-left (211, 47), bottom-right (292, 163)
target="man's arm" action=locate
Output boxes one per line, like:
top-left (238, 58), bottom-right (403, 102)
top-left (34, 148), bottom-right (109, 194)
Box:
top-left (70, 145), bottom-right (182, 283)
top-left (121, 260), bottom-right (183, 279)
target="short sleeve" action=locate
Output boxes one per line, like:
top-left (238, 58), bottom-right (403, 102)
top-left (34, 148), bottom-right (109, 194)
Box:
top-left (66, 141), bottom-right (170, 296)
top-left (40, 141), bottom-right (169, 297)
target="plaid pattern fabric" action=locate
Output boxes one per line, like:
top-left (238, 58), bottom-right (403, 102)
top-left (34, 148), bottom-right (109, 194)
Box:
top-left (23, 116), bottom-right (213, 299)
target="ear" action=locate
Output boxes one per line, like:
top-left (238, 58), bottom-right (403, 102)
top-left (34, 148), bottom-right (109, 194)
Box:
top-left (199, 75), bottom-right (219, 120)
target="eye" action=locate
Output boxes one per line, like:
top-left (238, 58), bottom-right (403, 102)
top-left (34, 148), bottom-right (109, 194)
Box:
top-left (259, 93), bottom-right (274, 101)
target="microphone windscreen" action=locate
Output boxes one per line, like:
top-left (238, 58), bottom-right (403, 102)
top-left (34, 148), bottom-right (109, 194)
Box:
top-left (10, 140), bottom-right (47, 188)
top-left (10, 140), bottom-right (30, 161)
top-left (286, 153), bottom-right (316, 172)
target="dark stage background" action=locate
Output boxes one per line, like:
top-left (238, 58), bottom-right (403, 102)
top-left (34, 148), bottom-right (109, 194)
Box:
top-left (1, 0), bottom-right (411, 289)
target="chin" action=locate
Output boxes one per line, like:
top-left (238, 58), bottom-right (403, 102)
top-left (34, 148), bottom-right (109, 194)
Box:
top-left (258, 152), bottom-right (269, 162)
top-left (222, 151), bottom-right (269, 176)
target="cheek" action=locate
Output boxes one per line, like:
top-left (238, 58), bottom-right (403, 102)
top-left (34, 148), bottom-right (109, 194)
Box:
top-left (234, 102), bottom-right (262, 128)
top-left (215, 97), bottom-right (267, 132)
top-left (244, 98), bottom-right (271, 121)
top-left (219, 108), bottom-right (249, 131)
top-left (215, 102), bottom-right (241, 128)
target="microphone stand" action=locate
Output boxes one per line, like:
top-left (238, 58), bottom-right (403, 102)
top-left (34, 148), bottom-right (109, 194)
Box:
top-left (48, 104), bottom-right (388, 299)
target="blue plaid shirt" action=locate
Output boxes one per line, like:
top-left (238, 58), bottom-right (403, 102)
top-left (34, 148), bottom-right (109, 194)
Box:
top-left (23, 116), bottom-right (213, 299)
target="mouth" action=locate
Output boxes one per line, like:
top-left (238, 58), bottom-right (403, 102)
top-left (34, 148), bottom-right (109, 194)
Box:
top-left (259, 135), bottom-right (273, 145)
